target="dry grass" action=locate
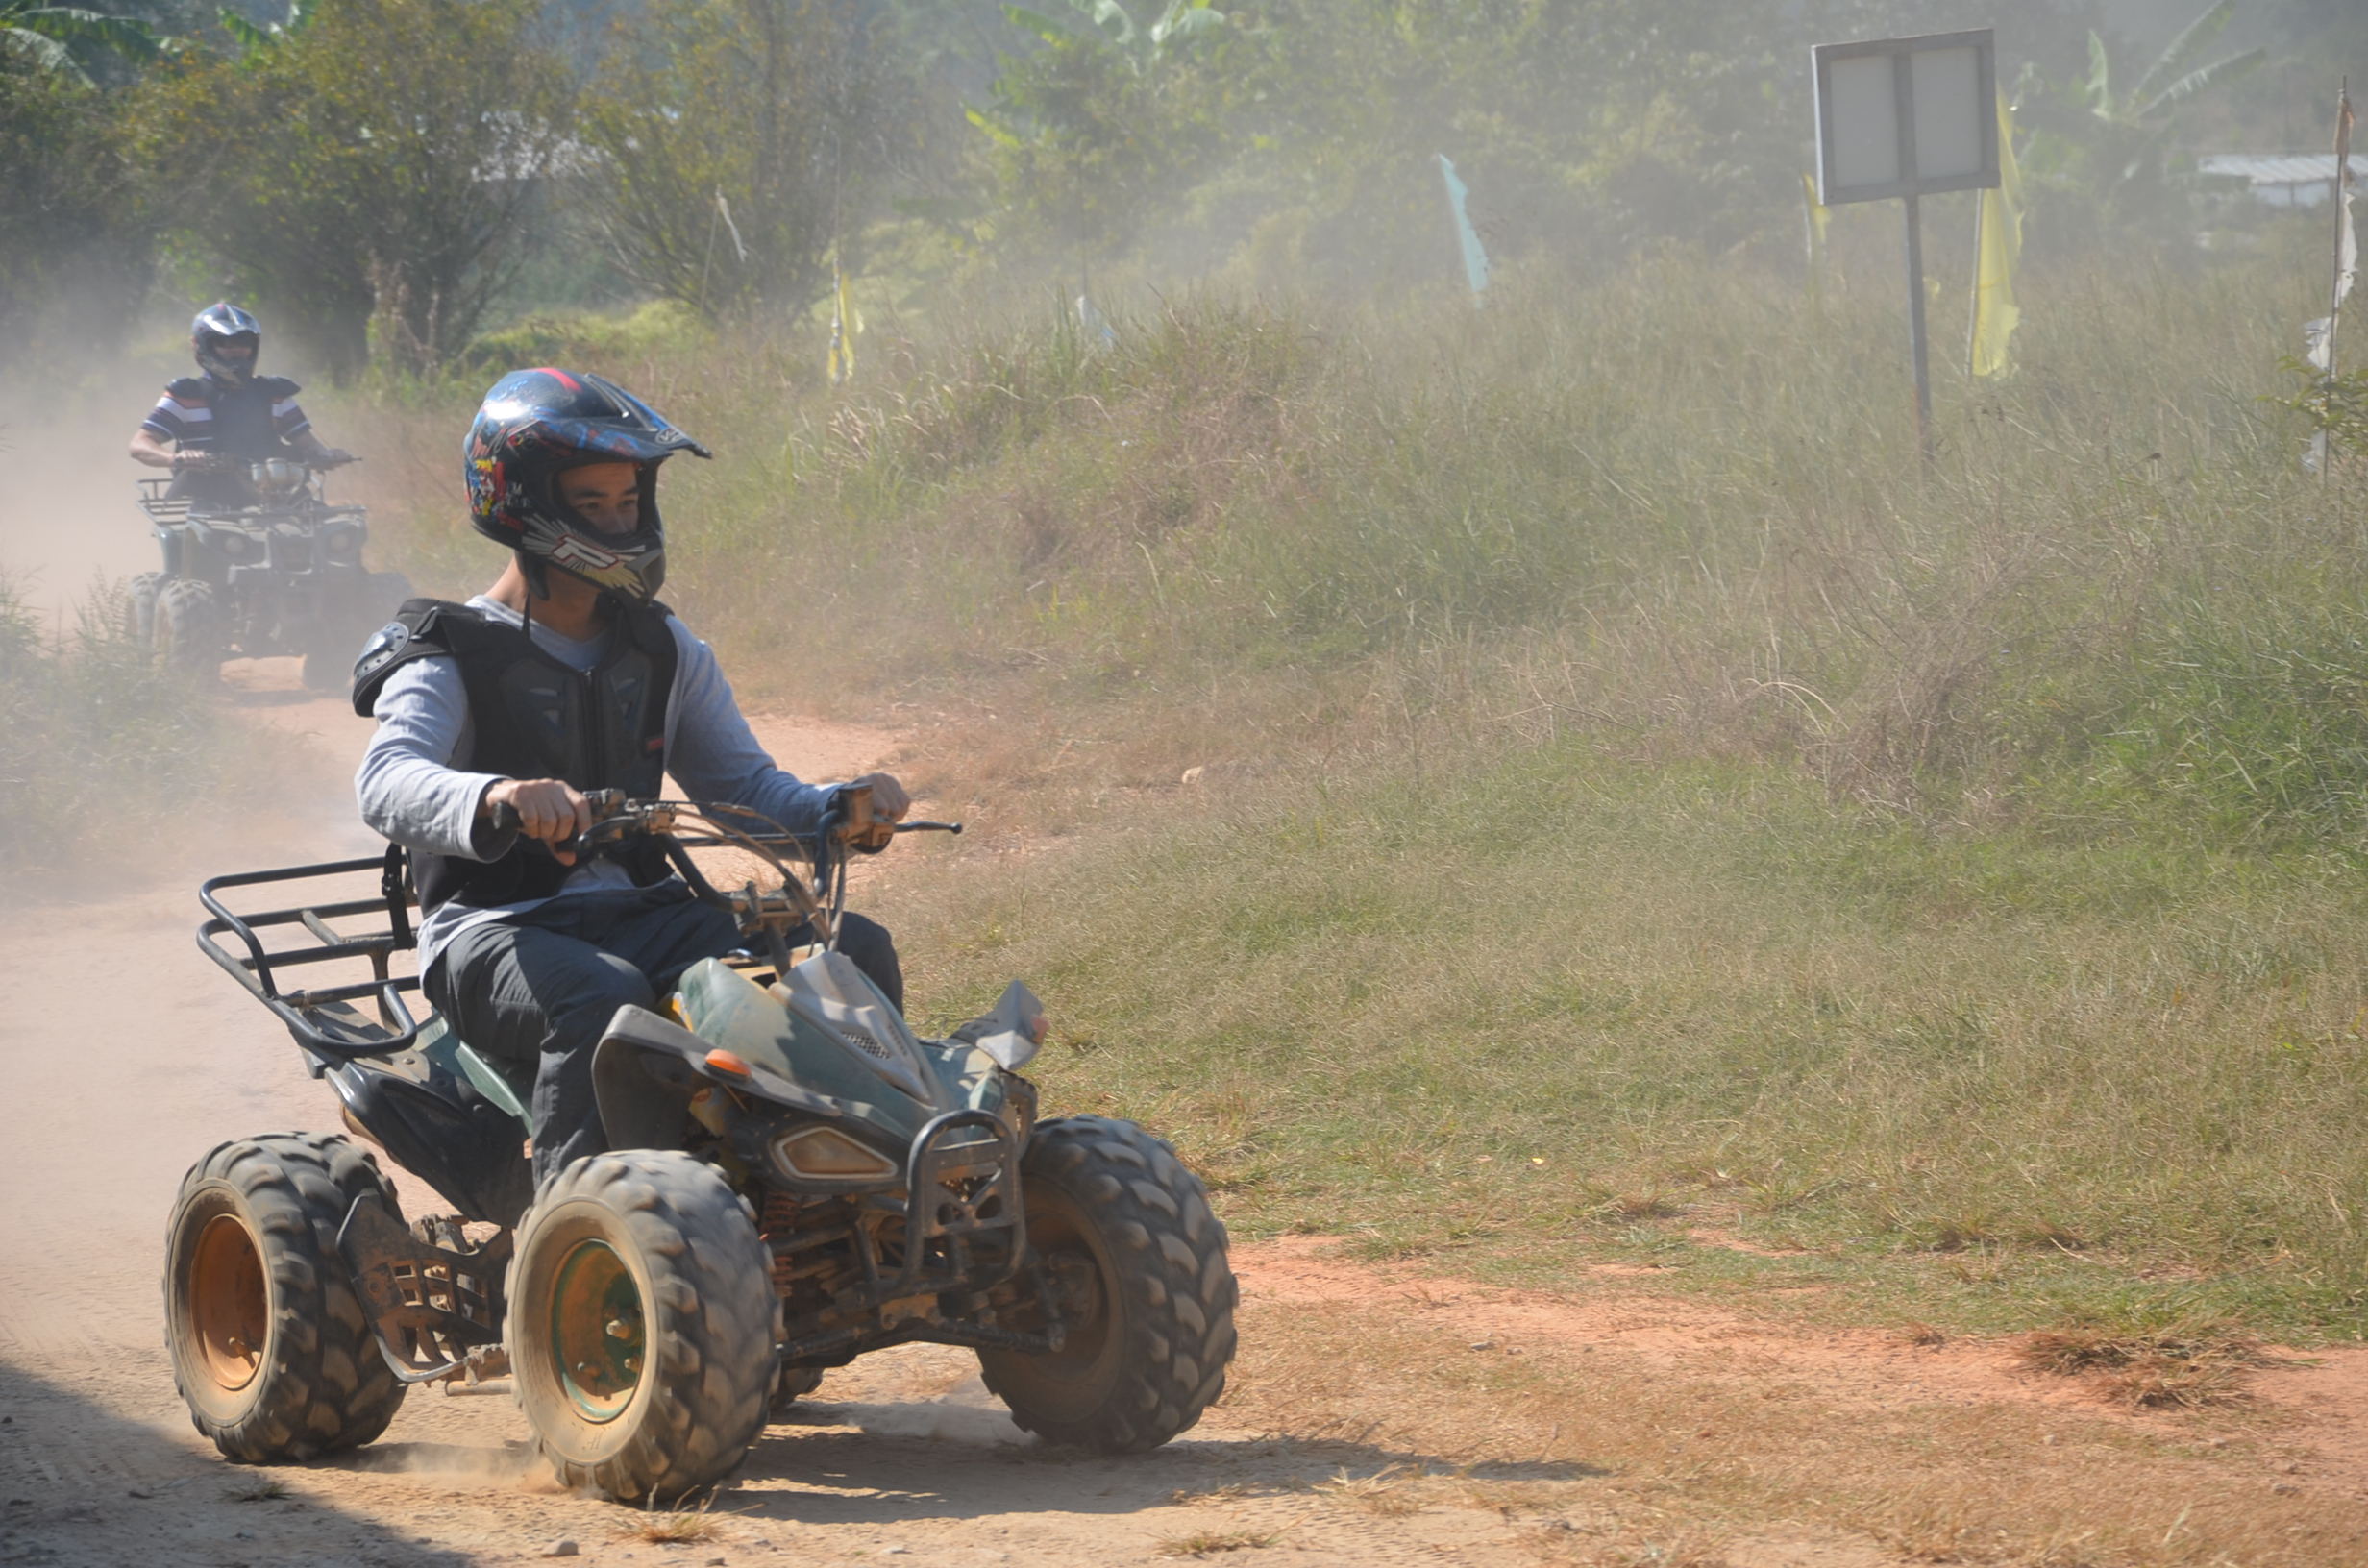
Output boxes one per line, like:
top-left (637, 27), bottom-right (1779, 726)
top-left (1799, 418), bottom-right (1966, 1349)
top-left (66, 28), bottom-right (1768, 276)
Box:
top-left (623, 1500), bottom-right (724, 1545)
top-left (2016, 1324), bottom-right (2266, 1409)
top-left (221, 1476), bottom-right (289, 1503)
top-left (1519, 1519), bottom-right (1735, 1568)
top-left (1156, 1528), bottom-right (1284, 1556)
top-left (1310, 1464), bottom-right (1425, 1516)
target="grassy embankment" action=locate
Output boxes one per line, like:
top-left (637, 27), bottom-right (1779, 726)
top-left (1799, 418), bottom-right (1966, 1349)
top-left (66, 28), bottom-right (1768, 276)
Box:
top-left (351, 238), bottom-right (2368, 1338)
top-left (0, 578), bottom-right (265, 879)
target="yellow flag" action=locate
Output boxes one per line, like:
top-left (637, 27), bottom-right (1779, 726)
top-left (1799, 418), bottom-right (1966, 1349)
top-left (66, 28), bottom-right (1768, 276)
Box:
top-left (1971, 92), bottom-right (2024, 380)
top-left (827, 264), bottom-right (860, 385)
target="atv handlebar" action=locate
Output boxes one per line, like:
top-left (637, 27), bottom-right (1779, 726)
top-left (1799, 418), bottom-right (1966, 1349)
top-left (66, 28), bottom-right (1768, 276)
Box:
top-left (194, 789), bottom-right (963, 1067)
top-left (169, 452), bottom-right (354, 474)
top-left (484, 788), bottom-right (960, 973)
top-left (486, 786), bottom-right (962, 861)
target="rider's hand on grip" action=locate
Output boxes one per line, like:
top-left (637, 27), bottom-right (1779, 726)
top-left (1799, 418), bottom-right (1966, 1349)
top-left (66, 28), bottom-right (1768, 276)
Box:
top-left (836, 783), bottom-right (891, 853)
top-left (482, 778), bottom-right (592, 865)
top-left (836, 773), bottom-right (910, 854)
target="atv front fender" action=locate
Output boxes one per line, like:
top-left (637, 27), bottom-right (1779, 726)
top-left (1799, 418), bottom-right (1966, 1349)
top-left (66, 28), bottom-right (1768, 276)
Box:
top-left (590, 1004), bottom-right (857, 1152)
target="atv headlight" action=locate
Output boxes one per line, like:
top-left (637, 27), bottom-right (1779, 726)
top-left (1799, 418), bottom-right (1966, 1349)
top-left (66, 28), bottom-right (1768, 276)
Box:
top-left (319, 523), bottom-right (361, 562)
top-left (770, 1125), bottom-right (898, 1184)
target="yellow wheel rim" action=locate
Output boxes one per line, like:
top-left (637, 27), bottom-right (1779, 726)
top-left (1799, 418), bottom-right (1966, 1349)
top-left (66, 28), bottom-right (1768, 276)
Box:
top-left (187, 1213), bottom-right (267, 1393)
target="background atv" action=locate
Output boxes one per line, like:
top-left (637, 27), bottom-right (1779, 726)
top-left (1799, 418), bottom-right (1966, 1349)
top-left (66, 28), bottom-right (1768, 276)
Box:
top-left (172, 787), bottom-right (1237, 1502)
top-left (131, 456), bottom-right (410, 689)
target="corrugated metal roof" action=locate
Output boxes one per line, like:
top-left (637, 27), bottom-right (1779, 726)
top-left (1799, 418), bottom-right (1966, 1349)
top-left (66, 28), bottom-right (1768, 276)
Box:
top-left (2197, 154), bottom-right (2362, 186)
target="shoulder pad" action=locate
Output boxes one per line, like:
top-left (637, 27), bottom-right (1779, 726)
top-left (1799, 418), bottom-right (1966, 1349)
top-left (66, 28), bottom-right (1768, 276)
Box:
top-left (164, 377), bottom-right (208, 402)
top-left (621, 597), bottom-right (679, 652)
top-left (350, 598), bottom-right (484, 717)
top-left (255, 375), bottom-right (300, 398)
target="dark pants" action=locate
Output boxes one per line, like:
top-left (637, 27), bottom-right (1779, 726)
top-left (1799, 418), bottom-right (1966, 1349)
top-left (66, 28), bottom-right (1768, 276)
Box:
top-left (425, 885), bottom-right (903, 1185)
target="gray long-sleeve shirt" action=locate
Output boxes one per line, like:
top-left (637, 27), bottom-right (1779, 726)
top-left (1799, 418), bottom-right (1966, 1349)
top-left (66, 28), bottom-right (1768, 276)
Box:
top-left (356, 595), bottom-right (836, 977)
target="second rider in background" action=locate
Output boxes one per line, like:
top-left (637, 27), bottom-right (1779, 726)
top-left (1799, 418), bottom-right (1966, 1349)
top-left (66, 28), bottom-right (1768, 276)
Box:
top-left (351, 367), bottom-right (911, 1186)
top-left (127, 303), bottom-right (353, 508)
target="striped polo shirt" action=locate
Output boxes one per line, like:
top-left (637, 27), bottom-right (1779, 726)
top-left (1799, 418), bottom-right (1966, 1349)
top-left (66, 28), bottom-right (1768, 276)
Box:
top-left (140, 374), bottom-right (312, 459)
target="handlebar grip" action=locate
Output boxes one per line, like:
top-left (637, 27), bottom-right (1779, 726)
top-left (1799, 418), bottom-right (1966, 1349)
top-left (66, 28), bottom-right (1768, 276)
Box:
top-left (489, 789), bottom-right (622, 858)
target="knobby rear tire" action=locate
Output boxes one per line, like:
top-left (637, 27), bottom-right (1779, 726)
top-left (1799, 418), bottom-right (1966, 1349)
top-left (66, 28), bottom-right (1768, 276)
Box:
top-left (507, 1151), bottom-right (778, 1504)
top-left (978, 1115), bottom-right (1237, 1453)
top-left (162, 1133), bottom-right (408, 1463)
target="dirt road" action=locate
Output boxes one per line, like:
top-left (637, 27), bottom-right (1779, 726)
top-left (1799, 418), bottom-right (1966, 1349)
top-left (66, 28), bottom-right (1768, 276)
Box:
top-left (6, 661), bottom-right (2368, 1567)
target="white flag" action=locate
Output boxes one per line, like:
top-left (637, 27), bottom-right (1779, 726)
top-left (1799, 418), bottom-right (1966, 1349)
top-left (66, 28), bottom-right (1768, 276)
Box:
top-left (2306, 315), bottom-right (2336, 373)
top-left (2339, 183), bottom-right (2357, 311)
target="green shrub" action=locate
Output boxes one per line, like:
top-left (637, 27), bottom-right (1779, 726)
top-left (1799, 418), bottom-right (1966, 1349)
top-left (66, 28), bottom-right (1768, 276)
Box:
top-left (0, 578), bottom-right (247, 877)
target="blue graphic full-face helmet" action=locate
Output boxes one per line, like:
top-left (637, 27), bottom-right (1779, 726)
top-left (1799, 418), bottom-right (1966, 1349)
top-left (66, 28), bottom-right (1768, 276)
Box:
top-left (463, 368), bottom-right (710, 602)
top-left (191, 302), bottom-right (261, 386)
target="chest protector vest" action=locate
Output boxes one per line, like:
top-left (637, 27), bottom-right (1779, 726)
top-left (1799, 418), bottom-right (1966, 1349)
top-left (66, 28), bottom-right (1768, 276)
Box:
top-left (351, 598), bottom-right (678, 913)
top-left (168, 374), bottom-right (299, 459)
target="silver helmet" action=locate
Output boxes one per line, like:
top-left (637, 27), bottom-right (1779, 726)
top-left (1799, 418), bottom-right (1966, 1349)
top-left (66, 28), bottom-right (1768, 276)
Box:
top-left (191, 302), bottom-right (261, 387)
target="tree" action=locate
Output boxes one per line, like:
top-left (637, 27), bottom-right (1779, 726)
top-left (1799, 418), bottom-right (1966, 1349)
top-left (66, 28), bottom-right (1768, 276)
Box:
top-left (965, 0), bottom-right (1229, 261)
top-left (0, 1), bottom-right (164, 86)
top-left (0, 50), bottom-right (154, 366)
top-left (579, 0), bottom-right (918, 321)
top-left (2014, 0), bottom-right (2268, 251)
top-left (136, 0), bottom-right (570, 376)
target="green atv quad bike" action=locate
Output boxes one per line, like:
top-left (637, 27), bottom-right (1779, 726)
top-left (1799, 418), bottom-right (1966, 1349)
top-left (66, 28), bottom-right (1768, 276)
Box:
top-left (168, 786), bottom-right (1237, 1502)
top-left (131, 455), bottom-right (409, 689)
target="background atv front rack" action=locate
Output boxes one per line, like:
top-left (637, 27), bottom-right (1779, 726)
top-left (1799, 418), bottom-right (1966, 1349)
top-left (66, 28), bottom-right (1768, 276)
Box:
top-left (198, 849), bottom-right (425, 1065)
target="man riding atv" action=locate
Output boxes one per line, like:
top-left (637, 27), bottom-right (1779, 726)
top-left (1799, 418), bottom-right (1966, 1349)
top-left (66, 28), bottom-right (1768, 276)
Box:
top-left (351, 366), bottom-right (911, 1187)
top-left (129, 303), bottom-right (354, 505)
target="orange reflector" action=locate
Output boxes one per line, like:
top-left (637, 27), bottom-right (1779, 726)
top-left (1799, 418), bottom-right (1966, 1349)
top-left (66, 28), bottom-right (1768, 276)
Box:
top-left (1026, 1016), bottom-right (1048, 1044)
top-left (704, 1049), bottom-right (752, 1077)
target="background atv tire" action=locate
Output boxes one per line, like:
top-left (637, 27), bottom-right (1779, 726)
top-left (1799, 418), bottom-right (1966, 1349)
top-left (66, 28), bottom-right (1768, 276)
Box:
top-left (154, 576), bottom-right (220, 676)
top-left (979, 1115), bottom-right (1237, 1452)
top-left (162, 1133), bottom-right (408, 1462)
top-left (125, 572), bottom-right (164, 648)
top-left (507, 1151), bottom-right (778, 1504)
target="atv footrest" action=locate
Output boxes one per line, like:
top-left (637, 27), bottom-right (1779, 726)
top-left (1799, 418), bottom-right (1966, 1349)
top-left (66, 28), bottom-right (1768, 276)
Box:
top-left (336, 1193), bottom-right (508, 1384)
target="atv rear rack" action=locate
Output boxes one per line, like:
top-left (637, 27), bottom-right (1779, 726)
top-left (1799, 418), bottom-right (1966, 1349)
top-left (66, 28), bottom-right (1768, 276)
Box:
top-left (198, 848), bottom-right (425, 1065)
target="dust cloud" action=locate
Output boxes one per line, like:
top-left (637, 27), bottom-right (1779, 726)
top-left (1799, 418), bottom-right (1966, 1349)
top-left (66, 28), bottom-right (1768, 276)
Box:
top-left (0, 351), bottom-right (186, 631)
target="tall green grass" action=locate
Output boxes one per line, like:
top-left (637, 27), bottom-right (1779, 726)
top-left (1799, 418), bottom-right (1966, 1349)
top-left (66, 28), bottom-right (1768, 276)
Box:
top-left (355, 242), bottom-right (2357, 848)
top-left (0, 578), bottom-right (249, 879)
top-left (900, 742), bottom-right (2368, 1333)
top-left (338, 238), bottom-right (2368, 1331)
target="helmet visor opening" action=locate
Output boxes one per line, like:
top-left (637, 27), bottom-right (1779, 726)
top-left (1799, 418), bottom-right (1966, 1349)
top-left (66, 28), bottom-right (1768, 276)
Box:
top-left (550, 458), bottom-right (654, 539)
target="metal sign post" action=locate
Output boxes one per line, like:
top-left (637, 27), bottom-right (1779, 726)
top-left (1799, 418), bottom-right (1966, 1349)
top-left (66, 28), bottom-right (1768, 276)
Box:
top-left (1813, 29), bottom-right (2000, 463)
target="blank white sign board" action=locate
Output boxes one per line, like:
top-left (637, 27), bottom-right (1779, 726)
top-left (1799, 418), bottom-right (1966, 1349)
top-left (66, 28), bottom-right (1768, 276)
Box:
top-left (1814, 30), bottom-right (1998, 205)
